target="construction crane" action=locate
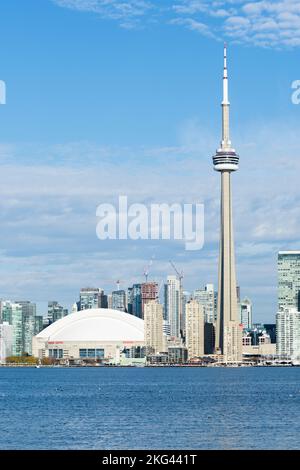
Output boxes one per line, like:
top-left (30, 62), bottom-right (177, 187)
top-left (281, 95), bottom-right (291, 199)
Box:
top-left (143, 255), bottom-right (155, 283)
top-left (169, 260), bottom-right (184, 285)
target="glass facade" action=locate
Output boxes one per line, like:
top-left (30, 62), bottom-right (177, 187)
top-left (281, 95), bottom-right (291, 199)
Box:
top-left (111, 290), bottom-right (126, 312)
top-left (79, 288), bottom-right (105, 310)
top-left (194, 284), bottom-right (217, 324)
top-left (49, 349), bottom-right (63, 359)
top-left (48, 301), bottom-right (68, 324)
top-left (1, 302), bottom-right (23, 356)
top-left (278, 252), bottom-right (300, 311)
top-left (79, 348), bottom-right (104, 359)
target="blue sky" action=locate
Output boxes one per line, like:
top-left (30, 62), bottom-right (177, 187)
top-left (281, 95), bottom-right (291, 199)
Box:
top-left (1, 0), bottom-right (300, 321)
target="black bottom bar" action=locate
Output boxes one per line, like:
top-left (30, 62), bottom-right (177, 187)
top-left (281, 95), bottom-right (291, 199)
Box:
top-left (0, 450), bottom-right (298, 467)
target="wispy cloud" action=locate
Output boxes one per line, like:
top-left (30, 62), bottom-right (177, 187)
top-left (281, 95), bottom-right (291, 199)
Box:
top-left (52, 0), bottom-right (300, 47)
top-left (53, 0), bottom-right (154, 28)
top-left (2, 117), bottom-right (300, 320)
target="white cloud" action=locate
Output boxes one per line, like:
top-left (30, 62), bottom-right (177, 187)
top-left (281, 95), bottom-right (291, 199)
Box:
top-left (174, 0), bottom-right (300, 47)
top-left (52, 0), bottom-right (300, 47)
top-left (53, 0), bottom-right (153, 28)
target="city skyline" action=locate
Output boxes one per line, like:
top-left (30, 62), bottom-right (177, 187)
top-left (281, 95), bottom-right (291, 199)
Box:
top-left (1, 1), bottom-right (300, 321)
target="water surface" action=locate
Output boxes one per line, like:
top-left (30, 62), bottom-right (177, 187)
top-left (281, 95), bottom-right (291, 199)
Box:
top-left (0, 367), bottom-right (299, 449)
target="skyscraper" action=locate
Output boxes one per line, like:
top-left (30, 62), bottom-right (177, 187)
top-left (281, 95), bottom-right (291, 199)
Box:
top-left (144, 301), bottom-right (164, 354)
top-left (213, 45), bottom-right (242, 362)
top-left (194, 284), bottom-right (216, 324)
top-left (127, 284), bottom-right (142, 318)
top-left (240, 297), bottom-right (252, 330)
top-left (276, 308), bottom-right (300, 358)
top-left (15, 301), bottom-right (37, 355)
top-left (164, 276), bottom-right (181, 339)
top-left (112, 290), bottom-right (127, 312)
top-left (79, 287), bottom-right (106, 310)
top-left (276, 251), bottom-right (300, 359)
top-left (1, 301), bottom-right (23, 356)
top-left (278, 251), bottom-right (300, 311)
top-left (185, 300), bottom-right (204, 360)
top-left (48, 301), bottom-right (68, 324)
top-left (0, 323), bottom-right (13, 362)
top-left (141, 282), bottom-right (158, 318)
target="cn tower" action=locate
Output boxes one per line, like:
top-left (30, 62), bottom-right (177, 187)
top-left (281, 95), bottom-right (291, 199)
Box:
top-left (213, 45), bottom-right (242, 362)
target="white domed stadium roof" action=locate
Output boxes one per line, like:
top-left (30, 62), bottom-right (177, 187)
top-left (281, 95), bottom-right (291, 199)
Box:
top-left (37, 308), bottom-right (144, 343)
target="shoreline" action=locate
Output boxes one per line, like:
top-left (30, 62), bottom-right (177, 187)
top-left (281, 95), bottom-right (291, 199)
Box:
top-left (0, 363), bottom-right (298, 368)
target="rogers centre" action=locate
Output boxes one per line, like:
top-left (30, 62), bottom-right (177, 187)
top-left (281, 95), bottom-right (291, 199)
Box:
top-left (32, 308), bottom-right (146, 364)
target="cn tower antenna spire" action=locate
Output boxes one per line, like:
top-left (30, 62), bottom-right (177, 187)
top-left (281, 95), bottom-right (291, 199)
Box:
top-left (223, 43), bottom-right (228, 103)
top-left (221, 42), bottom-right (231, 149)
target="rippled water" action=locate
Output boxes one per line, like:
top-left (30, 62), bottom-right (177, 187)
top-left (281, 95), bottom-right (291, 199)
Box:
top-left (0, 367), bottom-right (299, 449)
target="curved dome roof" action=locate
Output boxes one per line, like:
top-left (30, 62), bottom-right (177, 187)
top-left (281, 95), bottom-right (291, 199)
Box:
top-left (37, 308), bottom-right (144, 343)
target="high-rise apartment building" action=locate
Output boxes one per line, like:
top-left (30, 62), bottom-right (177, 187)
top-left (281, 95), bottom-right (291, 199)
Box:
top-left (240, 297), bottom-right (252, 330)
top-left (0, 322), bottom-right (13, 362)
top-left (112, 290), bottom-right (127, 312)
top-left (144, 301), bottom-right (164, 354)
top-left (278, 252), bottom-right (300, 311)
top-left (34, 316), bottom-right (44, 335)
top-left (79, 287), bottom-right (108, 310)
top-left (185, 300), bottom-right (204, 360)
top-left (1, 301), bottom-right (23, 356)
top-left (194, 284), bottom-right (217, 324)
top-left (48, 301), bottom-right (68, 324)
top-left (141, 282), bottom-right (158, 318)
top-left (164, 276), bottom-right (181, 339)
top-left (127, 284), bottom-right (142, 318)
top-left (276, 308), bottom-right (300, 358)
top-left (16, 301), bottom-right (36, 356)
top-left (276, 252), bottom-right (300, 358)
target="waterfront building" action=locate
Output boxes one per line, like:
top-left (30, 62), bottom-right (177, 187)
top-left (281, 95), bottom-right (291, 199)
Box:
top-left (212, 45), bottom-right (242, 362)
top-left (144, 301), bottom-right (164, 354)
top-left (194, 284), bottom-right (216, 323)
top-left (47, 301), bottom-right (68, 324)
top-left (185, 300), bottom-right (204, 360)
top-left (168, 346), bottom-right (188, 364)
top-left (240, 297), bottom-right (252, 330)
top-left (0, 322), bottom-right (13, 362)
top-left (276, 308), bottom-right (300, 358)
top-left (112, 289), bottom-right (127, 312)
top-left (34, 316), bottom-right (44, 335)
top-left (278, 251), bottom-right (300, 311)
top-left (164, 276), bottom-right (181, 339)
top-left (32, 308), bottom-right (145, 363)
top-left (15, 301), bottom-right (37, 355)
top-left (1, 301), bottom-right (23, 356)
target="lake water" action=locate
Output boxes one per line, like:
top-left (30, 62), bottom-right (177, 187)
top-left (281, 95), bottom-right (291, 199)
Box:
top-left (0, 367), bottom-right (299, 450)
